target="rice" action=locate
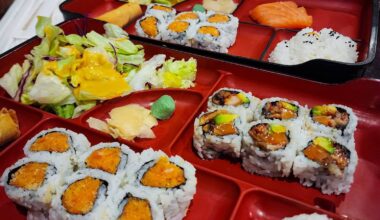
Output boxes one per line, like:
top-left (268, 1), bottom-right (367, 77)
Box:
top-left (269, 28), bottom-right (358, 65)
top-left (283, 213), bottom-right (332, 220)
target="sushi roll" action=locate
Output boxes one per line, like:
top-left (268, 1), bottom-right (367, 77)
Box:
top-left (255, 97), bottom-right (306, 125)
top-left (135, 15), bottom-right (165, 40)
top-left (23, 127), bottom-right (90, 164)
top-left (106, 185), bottom-right (164, 220)
top-left (205, 11), bottom-right (239, 35)
top-left (161, 20), bottom-right (194, 46)
top-left (1, 156), bottom-right (65, 211)
top-left (49, 169), bottom-right (118, 220)
top-left (306, 104), bottom-right (357, 141)
top-left (146, 3), bottom-right (176, 21)
top-left (292, 135), bottom-right (358, 195)
top-left (77, 142), bottom-right (137, 184)
top-left (175, 11), bottom-right (204, 23)
top-left (207, 88), bottom-right (260, 122)
top-left (241, 121), bottom-right (303, 177)
top-left (193, 109), bottom-right (244, 159)
top-left (191, 23), bottom-right (233, 53)
top-left (133, 149), bottom-right (196, 220)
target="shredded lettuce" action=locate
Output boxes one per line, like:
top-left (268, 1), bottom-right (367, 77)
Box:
top-left (157, 57), bottom-right (197, 88)
top-left (104, 23), bottom-right (129, 38)
top-left (52, 104), bottom-right (75, 119)
top-left (72, 102), bottom-right (97, 118)
top-left (0, 63), bottom-right (23, 98)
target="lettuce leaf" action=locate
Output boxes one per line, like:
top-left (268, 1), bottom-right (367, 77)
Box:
top-left (72, 101), bottom-right (97, 118)
top-left (0, 63), bottom-right (23, 98)
top-left (104, 23), bottom-right (129, 38)
top-left (157, 57), bottom-right (197, 88)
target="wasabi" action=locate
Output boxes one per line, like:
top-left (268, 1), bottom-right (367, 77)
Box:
top-left (151, 95), bottom-right (175, 120)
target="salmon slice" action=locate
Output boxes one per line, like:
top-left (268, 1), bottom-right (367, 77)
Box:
top-left (249, 1), bottom-right (312, 29)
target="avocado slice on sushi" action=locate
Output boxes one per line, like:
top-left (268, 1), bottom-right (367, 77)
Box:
top-left (262, 101), bottom-right (298, 120)
top-left (199, 110), bottom-right (238, 136)
top-left (249, 123), bottom-right (289, 151)
top-left (313, 137), bottom-right (334, 154)
top-left (214, 113), bottom-right (238, 125)
top-left (310, 105), bottom-right (349, 130)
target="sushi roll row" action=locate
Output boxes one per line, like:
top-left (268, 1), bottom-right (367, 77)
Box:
top-left (135, 3), bottom-right (239, 53)
top-left (193, 88), bottom-right (358, 194)
top-left (1, 128), bottom-right (197, 220)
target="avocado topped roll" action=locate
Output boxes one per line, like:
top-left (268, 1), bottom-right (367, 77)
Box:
top-left (293, 135), bottom-right (358, 195)
top-left (135, 15), bottom-right (165, 40)
top-left (193, 109), bottom-right (243, 159)
top-left (242, 121), bottom-right (302, 177)
top-left (191, 23), bottom-right (234, 53)
top-left (146, 4), bottom-right (176, 21)
top-left (24, 128), bottom-right (90, 167)
top-left (307, 104), bottom-right (357, 141)
top-left (49, 169), bottom-right (118, 220)
top-left (161, 20), bottom-right (194, 46)
top-left (255, 98), bottom-right (306, 126)
top-left (207, 88), bottom-right (260, 122)
top-left (1, 156), bottom-right (64, 212)
top-left (133, 149), bottom-right (196, 220)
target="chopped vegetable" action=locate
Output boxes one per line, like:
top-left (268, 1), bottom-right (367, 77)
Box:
top-left (214, 113), bottom-right (238, 125)
top-left (151, 95), bottom-right (176, 120)
top-left (313, 137), bottom-right (335, 154)
top-left (269, 124), bottom-right (286, 133)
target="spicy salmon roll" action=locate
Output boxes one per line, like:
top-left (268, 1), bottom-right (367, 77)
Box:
top-left (241, 120), bottom-right (302, 177)
top-left (193, 109), bottom-right (244, 159)
top-left (306, 104), bottom-right (357, 141)
top-left (161, 20), bottom-right (194, 46)
top-left (135, 15), bottom-right (165, 40)
top-left (146, 3), bottom-right (176, 21)
top-left (192, 23), bottom-right (233, 53)
top-left (207, 88), bottom-right (260, 122)
top-left (133, 149), bottom-right (196, 220)
top-left (106, 185), bottom-right (164, 220)
top-left (255, 97), bottom-right (306, 125)
top-left (1, 156), bottom-right (64, 211)
top-left (49, 169), bottom-right (118, 220)
top-left (292, 135), bottom-right (358, 195)
top-left (23, 128), bottom-right (90, 164)
top-left (77, 142), bottom-right (137, 184)
top-left (205, 11), bottom-right (239, 35)
top-left (175, 11), bottom-right (203, 23)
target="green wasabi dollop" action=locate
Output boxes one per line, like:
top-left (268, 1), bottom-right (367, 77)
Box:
top-left (193, 4), bottom-right (206, 13)
top-left (151, 95), bottom-right (175, 120)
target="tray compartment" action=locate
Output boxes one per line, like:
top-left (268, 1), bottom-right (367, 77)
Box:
top-left (232, 189), bottom-right (341, 220)
top-left (80, 90), bottom-right (204, 151)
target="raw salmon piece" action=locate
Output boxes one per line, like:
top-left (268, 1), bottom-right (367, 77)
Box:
top-left (249, 1), bottom-right (313, 29)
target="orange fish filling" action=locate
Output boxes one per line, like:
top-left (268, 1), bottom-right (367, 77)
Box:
top-left (168, 21), bottom-right (189, 33)
top-left (62, 177), bottom-right (102, 215)
top-left (141, 157), bottom-right (185, 188)
top-left (9, 162), bottom-right (49, 190)
top-left (198, 26), bottom-right (220, 37)
top-left (176, 12), bottom-right (198, 21)
top-left (141, 16), bottom-right (159, 37)
top-left (207, 14), bottom-right (229, 23)
top-left (30, 132), bottom-right (69, 153)
top-left (152, 5), bottom-right (172, 12)
top-left (118, 197), bottom-right (152, 220)
top-left (85, 147), bottom-right (122, 174)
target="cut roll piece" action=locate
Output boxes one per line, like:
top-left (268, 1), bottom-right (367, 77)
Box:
top-left (293, 135), bottom-right (358, 195)
top-left (1, 156), bottom-right (65, 211)
top-left (135, 15), bottom-right (165, 40)
top-left (107, 185), bottom-right (164, 220)
top-left (133, 149), bottom-right (196, 220)
top-left (191, 23), bottom-right (234, 53)
top-left (175, 11), bottom-right (203, 23)
top-left (77, 142), bottom-right (138, 182)
top-left (23, 127), bottom-right (90, 164)
top-left (146, 3), bottom-right (176, 21)
top-left (205, 11), bottom-right (239, 35)
top-left (207, 88), bottom-right (260, 122)
top-left (49, 169), bottom-right (118, 220)
top-left (255, 97), bottom-right (306, 125)
top-left (241, 120), bottom-right (304, 177)
top-left (161, 20), bottom-right (194, 46)
top-left (193, 109), bottom-right (244, 159)
top-left (306, 104), bottom-right (357, 142)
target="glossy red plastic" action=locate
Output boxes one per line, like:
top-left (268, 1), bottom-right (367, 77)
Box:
top-left (59, 0), bottom-right (378, 83)
top-left (0, 18), bottom-right (380, 220)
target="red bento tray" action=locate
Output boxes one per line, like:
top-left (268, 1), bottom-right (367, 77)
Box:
top-left (0, 18), bottom-right (380, 220)
top-left (58, 0), bottom-right (379, 83)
